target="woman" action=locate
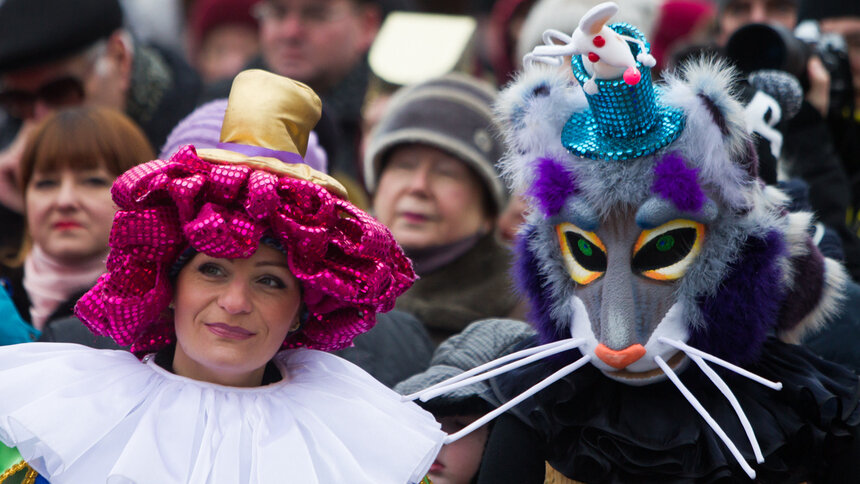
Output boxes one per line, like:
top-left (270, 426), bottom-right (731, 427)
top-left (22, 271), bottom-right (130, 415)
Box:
top-left (0, 70), bottom-right (444, 483)
top-left (364, 74), bottom-right (526, 344)
top-left (0, 106), bottom-right (154, 345)
top-left (158, 98), bottom-right (435, 387)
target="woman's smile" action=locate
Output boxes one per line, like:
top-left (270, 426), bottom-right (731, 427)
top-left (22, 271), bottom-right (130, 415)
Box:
top-left (205, 322), bottom-right (257, 340)
top-left (399, 211), bottom-right (433, 224)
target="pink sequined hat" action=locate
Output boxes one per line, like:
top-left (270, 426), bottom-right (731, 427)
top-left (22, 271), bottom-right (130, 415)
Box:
top-left (75, 70), bottom-right (416, 355)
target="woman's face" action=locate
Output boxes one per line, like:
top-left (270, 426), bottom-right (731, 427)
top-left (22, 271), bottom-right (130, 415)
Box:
top-left (429, 415), bottom-right (490, 484)
top-left (172, 244), bottom-right (302, 387)
top-left (372, 144), bottom-right (492, 251)
top-left (25, 165), bottom-right (116, 264)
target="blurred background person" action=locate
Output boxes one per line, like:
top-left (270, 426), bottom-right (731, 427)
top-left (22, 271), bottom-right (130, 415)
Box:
top-left (364, 74), bottom-right (525, 344)
top-left (649, 0), bottom-right (716, 78)
top-left (0, 0), bottom-right (201, 256)
top-left (0, 106), bottom-right (153, 348)
top-left (798, 0), bottom-right (860, 235)
top-left (186, 0), bottom-right (262, 85)
top-left (712, 0), bottom-right (860, 280)
top-left (484, 0), bottom-right (538, 87)
top-left (715, 0), bottom-right (799, 45)
top-left (202, 0), bottom-right (384, 206)
top-left (254, 0), bottom-right (380, 94)
top-left (496, 189), bottom-right (530, 245)
top-left (396, 318), bottom-right (535, 484)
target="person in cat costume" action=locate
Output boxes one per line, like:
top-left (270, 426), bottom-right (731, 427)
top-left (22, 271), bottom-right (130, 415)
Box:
top-left (406, 3), bottom-right (860, 482)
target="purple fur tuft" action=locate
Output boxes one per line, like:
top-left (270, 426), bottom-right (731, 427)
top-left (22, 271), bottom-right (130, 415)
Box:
top-left (691, 231), bottom-right (786, 364)
top-left (513, 225), bottom-right (568, 344)
top-left (528, 157), bottom-right (577, 217)
top-left (652, 152), bottom-right (705, 213)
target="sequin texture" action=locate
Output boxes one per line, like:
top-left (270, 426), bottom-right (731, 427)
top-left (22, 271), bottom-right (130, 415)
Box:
top-left (561, 23), bottom-right (685, 161)
top-left (76, 145), bottom-right (416, 355)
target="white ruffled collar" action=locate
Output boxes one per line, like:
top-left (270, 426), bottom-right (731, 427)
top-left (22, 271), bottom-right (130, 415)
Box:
top-left (0, 343), bottom-right (444, 484)
top-left (141, 351), bottom-right (292, 393)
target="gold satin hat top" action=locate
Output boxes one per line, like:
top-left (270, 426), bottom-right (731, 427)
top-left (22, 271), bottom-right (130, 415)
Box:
top-left (197, 69), bottom-right (348, 199)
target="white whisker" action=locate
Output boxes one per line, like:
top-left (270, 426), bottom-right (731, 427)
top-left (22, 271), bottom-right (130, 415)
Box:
top-left (658, 337), bottom-right (783, 390)
top-left (444, 354), bottom-right (592, 444)
top-left (689, 354), bottom-right (764, 463)
top-left (655, 355), bottom-right (757, 479)
top-left (402, 338), bottom-right (583, 402)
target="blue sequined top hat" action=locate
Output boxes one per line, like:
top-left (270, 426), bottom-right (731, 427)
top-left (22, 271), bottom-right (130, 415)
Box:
top-left (561, 23), bottom-right (685, 161)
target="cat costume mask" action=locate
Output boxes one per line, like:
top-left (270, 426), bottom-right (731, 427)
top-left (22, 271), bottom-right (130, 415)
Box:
top-left (406, 3), bottom-right (860, 481)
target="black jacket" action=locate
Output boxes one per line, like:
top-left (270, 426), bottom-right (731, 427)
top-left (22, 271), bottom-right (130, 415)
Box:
top-left (334, 309), bottom-right (435, 388)
top-left (782, 101), bottom-right (860, 280)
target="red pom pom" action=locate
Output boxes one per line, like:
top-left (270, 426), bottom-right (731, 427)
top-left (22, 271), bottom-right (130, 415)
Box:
top-left (587, 52), bottom-right (600, 63)
top-left (592, 35), bottom-right (605, 47)
top-left (623, 66), bottom-right (641, 85)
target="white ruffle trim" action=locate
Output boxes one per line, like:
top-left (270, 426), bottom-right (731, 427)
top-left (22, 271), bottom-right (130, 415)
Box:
top-left (0, 343), bottom-right (444, 483)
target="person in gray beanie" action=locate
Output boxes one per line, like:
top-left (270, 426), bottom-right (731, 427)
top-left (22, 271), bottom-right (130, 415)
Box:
top-left (365, 73), bottom-right (508, 217)
top-left (395, 318), bottom-right (536, 484)
top-left (364, 73), bottom-right (527, 344)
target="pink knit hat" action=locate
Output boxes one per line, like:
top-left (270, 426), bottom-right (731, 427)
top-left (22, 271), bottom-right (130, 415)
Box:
top-left (187, 0), bottom-right (260, 58)
top-left (75, 70), bottom-right (415, 355)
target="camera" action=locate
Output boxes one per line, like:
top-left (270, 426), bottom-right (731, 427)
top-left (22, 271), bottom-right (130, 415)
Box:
top-left (724, 22), bottom-right (853, 118)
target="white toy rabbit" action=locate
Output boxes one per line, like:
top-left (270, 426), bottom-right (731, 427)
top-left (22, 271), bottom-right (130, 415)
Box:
top-left (525, 2), bottom-right (656, 95)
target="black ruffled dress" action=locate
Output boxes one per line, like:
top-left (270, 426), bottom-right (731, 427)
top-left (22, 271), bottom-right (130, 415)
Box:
top-left (479, 337), bottom-right (860, 483)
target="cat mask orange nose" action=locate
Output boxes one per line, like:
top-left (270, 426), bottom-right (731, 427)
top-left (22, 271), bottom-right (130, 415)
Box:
top-left (595, 343), bottom-right (646, 369)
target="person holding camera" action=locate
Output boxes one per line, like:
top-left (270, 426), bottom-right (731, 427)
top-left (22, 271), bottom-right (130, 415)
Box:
top-left (715, 0), bottom-right (860, 282)
top-left (801, 0), bottom-right (860, 239)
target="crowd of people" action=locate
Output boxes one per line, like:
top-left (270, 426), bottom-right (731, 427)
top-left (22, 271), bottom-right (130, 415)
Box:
top-left (0, 0), bottom-right (859, 482)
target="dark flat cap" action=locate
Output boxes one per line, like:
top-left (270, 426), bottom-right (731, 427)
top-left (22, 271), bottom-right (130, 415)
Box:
top-left (395, 319), bottom-right (535, 414)
top-left (0, 0), bottom-right (123, 73)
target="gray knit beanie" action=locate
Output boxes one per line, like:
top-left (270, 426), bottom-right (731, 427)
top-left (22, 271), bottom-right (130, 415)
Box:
top-left (395, 318), bottom-right (536, 415)
top-left (364, 73), bottom-right (508, 214)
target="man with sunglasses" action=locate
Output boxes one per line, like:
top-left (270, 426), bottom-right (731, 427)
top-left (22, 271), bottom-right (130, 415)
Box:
top-left (0, 0), bottom-right (202, 252)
